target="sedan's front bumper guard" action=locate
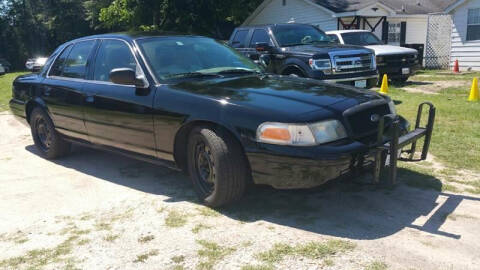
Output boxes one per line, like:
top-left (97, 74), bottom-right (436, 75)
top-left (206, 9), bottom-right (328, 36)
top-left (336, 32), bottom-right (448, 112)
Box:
top-left (373, 102), bottom-right (436, 184)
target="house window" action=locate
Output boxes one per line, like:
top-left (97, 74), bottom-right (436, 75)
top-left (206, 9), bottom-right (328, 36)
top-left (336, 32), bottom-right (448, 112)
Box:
top-left (467, 8), bottom-right (480, 41)
top-left (388, 22), bottom-right (401, 43)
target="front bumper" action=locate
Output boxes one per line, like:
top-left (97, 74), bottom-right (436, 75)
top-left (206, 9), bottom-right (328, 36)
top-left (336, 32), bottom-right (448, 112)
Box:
top-left (9, 98), bottom-right (29, 126)
top-left (378, 63), bottom-right (421, 79)
top-left (310, 70), bottom-right (378, 83)
top-left (246, 118), bottom-right (409, 189)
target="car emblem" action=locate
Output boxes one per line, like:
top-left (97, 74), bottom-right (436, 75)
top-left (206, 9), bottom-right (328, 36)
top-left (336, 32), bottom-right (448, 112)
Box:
top-left (370, 114), bottom-right (380, 122)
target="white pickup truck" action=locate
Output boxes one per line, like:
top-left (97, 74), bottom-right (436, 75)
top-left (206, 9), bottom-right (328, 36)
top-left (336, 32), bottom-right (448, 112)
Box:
top-left (327, 30), bottom-right (421, 83)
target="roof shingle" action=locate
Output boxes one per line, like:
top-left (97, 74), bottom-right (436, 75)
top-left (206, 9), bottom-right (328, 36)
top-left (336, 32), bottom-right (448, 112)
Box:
top-left (313, 0), bottom-right (459, 14)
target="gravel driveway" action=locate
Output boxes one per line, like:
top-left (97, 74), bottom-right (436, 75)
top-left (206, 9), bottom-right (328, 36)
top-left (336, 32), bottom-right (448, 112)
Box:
top-left (1, 113), bottom-right (479, 270)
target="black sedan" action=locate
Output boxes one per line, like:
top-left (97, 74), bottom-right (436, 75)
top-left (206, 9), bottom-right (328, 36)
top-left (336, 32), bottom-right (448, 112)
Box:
top-left (9, 33), bottom-right (432, 207)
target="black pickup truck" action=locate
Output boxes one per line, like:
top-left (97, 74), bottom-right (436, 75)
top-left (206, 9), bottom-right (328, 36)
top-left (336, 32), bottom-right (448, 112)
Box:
top-left (228, 23), bottom-right (378, 89)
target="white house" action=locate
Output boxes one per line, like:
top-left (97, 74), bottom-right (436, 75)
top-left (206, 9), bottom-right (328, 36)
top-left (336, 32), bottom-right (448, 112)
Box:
top-left (243, 0), bottom-right (476, 69)
top-left (446, 0), bottom-right (480, 70)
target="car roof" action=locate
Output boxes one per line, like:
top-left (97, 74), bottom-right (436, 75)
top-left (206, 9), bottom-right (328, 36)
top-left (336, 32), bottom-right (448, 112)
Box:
top-left (326, 30), bottom-right (371, 34)
top-left (69, 32), bottom-right (208, 44)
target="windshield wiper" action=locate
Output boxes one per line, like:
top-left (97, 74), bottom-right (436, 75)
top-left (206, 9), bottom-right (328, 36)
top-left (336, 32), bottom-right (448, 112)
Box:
top-left (216, 68), bottom-right (261, 75)
top-left (164, 72), bottom-right (221, 79)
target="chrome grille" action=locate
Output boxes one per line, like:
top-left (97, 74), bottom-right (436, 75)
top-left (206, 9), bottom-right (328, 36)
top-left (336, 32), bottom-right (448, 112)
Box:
top-left (332, 54), bottom-right (374, 74)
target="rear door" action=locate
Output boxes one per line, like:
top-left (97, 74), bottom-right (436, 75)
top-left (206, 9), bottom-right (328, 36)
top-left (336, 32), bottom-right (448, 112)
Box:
top-left (42, 40), bottom-right (97, 141)
top-left (229, 28), bottom-right (251, 56)
top-left (82, 39), bottom-right (157, 157)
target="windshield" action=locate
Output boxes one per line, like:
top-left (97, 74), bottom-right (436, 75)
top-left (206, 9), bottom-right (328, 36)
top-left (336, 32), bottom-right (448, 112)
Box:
top-left (273, 25), bottom-right (332, 47)
top-left (341, 32), bottom-right (383, 46)
top-left (136, 37), bottom-right (261, 81)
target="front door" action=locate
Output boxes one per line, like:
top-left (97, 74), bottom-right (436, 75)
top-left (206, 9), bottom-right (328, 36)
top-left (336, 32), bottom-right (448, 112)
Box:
top-left (42, 40), bottom-right (97, 141)
top-left (82, 39), bottom-right (157, 157)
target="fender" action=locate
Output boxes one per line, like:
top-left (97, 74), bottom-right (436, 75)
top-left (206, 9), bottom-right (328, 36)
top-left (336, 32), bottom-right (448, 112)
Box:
top-left (280, 58), bottom-right (310, 76)
top-left (25, 97), bottom-right (53, 124)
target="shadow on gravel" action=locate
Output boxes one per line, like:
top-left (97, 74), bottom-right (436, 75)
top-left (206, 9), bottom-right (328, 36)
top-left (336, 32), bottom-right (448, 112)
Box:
top-left (26, 144), bottom-right (479, 240)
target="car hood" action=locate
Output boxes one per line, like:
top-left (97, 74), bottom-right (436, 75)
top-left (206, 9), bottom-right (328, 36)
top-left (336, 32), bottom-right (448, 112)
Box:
top-left (285, 44), bottom-right (373, 57)
top-left (365, 45), bottom-right (418, 56)
top-left (169, 75), bottom-right (385, 119)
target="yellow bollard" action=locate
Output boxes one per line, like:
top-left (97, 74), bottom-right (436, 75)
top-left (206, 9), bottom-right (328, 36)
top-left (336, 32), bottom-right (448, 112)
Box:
top-left (379, 74), bottom-right (389, 94)
top-left (468, 77), bottom-right (479, 102)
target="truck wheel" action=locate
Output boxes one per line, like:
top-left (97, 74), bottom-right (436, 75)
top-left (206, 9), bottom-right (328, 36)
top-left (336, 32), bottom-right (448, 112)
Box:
top-left (30, 107), bottom-right (71, 159)
top-left (187, 126), bottom-right (248, 208)
top-left (284, 69), bottom-right (304, 78)
top-left (392, 77), bottom-right (409, 85)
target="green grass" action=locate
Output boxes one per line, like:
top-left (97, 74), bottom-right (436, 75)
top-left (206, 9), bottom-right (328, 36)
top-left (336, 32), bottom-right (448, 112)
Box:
top-left (165, 210), bottom-right (188, 228)
top-left (133, 249), bottom-right (159, 263)
top-left (365, 261), bottom-right (388, 270)
top-left (0, 235), bottom-right (80, 269)
top-left (196, 240), bottom-right (236, 270)
top-left (138, 234), bottom-right (155, 243)
top-left (256, 239), bottom-right (355, 264)
top-left (413, 70), bottom-right (480, 81)
top-left (0, 72), bottom-right (27, 111)
top-left (388, 83), bottom-right (480, 172)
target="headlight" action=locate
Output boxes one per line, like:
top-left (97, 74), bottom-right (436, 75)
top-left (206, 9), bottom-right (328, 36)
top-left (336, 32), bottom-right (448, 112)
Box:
top-left (388, 100), bottom-right (397, 115)
top-left (309, 58), bottom-right (332, 74)
top-left (257, 120), bottom-right (347, 146)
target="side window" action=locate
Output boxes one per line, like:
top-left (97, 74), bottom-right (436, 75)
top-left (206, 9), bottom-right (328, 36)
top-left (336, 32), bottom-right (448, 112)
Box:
top-left (231, 30), bottom-right (249, 48)
top-left (62, 40), bottom-right (96, 79)
top-left (93, 40), bottom-right (137, 82)
top-left (467, 8), bottom-right (480, 41)
top-left (48, 45), bottom-right (73, 77)
top-left (249, 29), bottom-right (273, 48)
top-left (327, 34), bottom-right (340, 44)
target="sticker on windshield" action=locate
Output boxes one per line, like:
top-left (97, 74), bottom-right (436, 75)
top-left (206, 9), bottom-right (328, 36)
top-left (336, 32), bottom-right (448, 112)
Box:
top-left (176, 41), bottom-right (184, 46)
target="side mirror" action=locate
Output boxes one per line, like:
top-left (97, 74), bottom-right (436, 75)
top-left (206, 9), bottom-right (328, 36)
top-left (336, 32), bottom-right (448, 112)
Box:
top-left (109, 68), bottom-right (146, 88)
top-left (255, 42), bottom-right (273, 53)
top-left (259, 54), bottom-right (271, 67)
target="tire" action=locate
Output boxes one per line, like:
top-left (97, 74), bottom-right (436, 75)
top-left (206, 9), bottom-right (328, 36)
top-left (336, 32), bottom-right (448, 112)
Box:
top-left (392, 77), bottom-right (409, 85)
top-left (187, 126), bottom-right (248, 208)
top-left (30, 107), bottom-right (71, 159)
top-left (285, 69), bottom-right (304, 78)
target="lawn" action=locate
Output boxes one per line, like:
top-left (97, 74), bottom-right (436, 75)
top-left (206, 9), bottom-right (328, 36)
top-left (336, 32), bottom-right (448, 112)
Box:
top-left (0, 72), bottom-right (27, 111)
top-left (389, 72), bottom-right (480, 173)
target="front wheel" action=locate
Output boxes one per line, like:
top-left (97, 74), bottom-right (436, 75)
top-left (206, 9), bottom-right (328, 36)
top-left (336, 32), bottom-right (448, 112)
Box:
top-left (30, 107), bottom-right (71, 159)
top-left (187, 127), bottom-right (248, 207)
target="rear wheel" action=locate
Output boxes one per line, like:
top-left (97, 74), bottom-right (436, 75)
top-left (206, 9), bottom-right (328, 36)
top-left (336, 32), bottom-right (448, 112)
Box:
top-left (392, 77), bottom-right (409, 85)
top-left (30, 107), bottom-right (71, 159)
top-left (187, 127), bottom-right (248, 208)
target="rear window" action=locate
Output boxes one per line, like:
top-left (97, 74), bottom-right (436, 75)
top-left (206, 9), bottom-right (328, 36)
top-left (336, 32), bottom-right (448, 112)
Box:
top-left (249, 29), bottom-right (273, 48)
top-left (231, 30), bottom-right (249, 48)
top-left (273, 24), bottom-right (331, 47)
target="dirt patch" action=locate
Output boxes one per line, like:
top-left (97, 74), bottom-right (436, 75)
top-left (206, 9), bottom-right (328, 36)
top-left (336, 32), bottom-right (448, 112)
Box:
top-left (400, 80), bottom-right (468, 94)
top-left (1, 113), bottom-right (480, 270)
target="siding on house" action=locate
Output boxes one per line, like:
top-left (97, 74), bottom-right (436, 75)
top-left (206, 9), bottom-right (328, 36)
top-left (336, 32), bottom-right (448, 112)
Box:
top-left (388, 17), bottom-right (429, 45)
top-left (247, 0), bottom-right (337, 31)
top-left (450, 0), bottom-right (480, 70)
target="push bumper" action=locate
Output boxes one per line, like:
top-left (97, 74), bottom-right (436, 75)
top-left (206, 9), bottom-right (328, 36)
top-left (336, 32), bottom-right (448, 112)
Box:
top-left (247, 103), bottom-right (435, 189)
